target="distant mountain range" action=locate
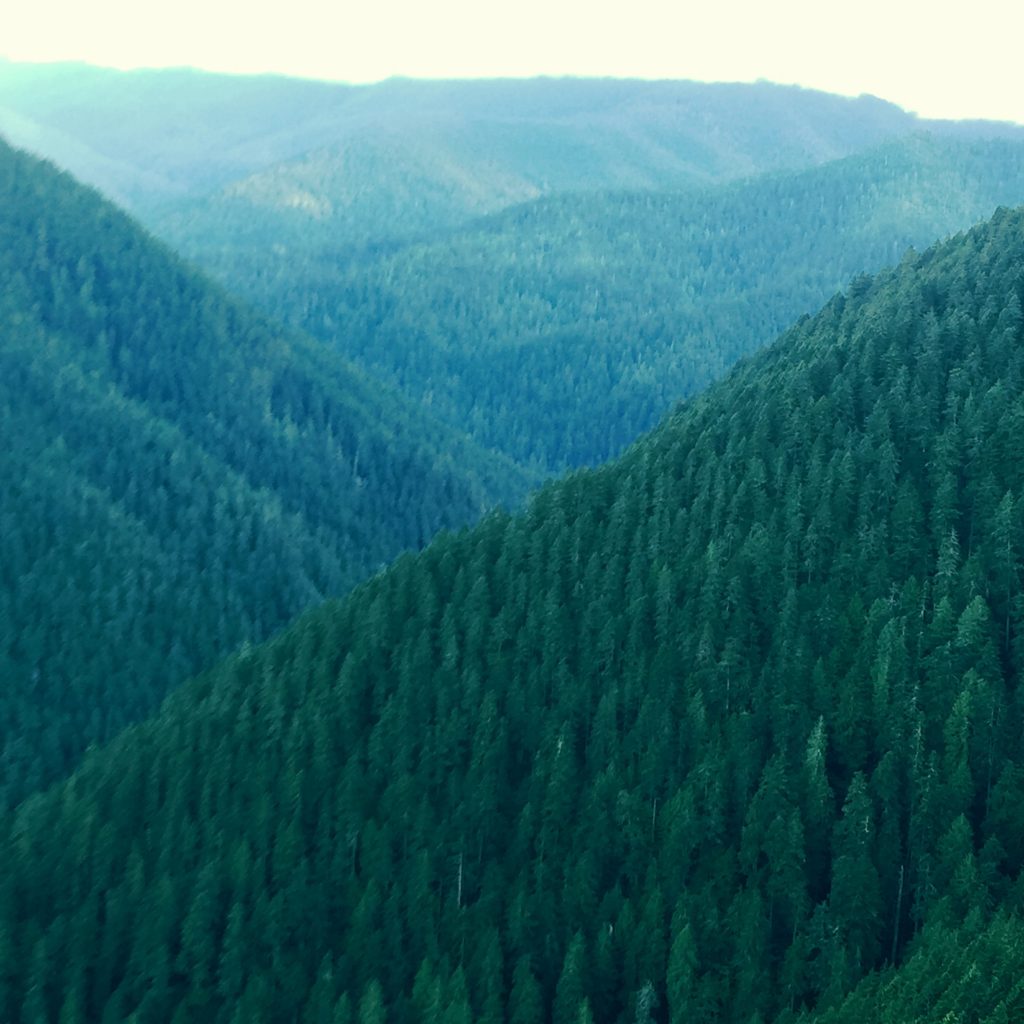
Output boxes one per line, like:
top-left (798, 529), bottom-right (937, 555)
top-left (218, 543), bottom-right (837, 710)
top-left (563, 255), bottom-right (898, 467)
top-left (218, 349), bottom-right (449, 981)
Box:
top-left (2, 60), bottom-right (1023, 237)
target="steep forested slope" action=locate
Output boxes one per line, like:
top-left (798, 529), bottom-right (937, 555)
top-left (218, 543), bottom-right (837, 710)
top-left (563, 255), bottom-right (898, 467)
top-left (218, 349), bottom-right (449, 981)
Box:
top-left (4, 205), bottom-right (1024, 1023)
top-left (0, 138), bottom-right (530, 807)
top-left (178, 135), bottom-right (1024, 470)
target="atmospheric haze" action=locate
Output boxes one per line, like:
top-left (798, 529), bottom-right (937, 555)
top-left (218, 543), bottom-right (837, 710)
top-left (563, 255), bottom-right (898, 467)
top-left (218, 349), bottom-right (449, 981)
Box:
top-left (3, 0), bottom-right (1023, 124)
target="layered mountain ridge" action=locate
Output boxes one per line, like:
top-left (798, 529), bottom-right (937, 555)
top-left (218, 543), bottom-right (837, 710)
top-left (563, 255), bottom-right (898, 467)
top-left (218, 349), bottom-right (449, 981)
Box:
top-left (3, 60), bottom-right (1023, 227)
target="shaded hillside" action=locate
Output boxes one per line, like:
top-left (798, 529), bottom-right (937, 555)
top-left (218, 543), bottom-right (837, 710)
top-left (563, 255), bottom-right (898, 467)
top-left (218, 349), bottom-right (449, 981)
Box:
top-left (179, 135), bottom-right (1024, 470)
top-left (0, 138), bottom-right (530, 807)
top-left (4, 204), bottom-right (1024, 1022)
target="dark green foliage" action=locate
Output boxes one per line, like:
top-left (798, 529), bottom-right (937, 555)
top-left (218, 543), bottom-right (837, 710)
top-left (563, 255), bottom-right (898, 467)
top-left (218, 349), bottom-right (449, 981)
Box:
top-left (0, 138), bottom-right (531, 806)
top-left (171, 135), bottom-right (1024, 471)
top-left (808, 914), bottom-right (1024, 1023)
top-left (4, 204), bottom-right (1024, 1021)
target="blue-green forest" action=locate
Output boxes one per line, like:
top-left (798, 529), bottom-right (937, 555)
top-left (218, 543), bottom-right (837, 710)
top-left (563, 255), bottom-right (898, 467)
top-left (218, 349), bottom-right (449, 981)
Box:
top-left (2, 66), bottom-right (1024, 1023)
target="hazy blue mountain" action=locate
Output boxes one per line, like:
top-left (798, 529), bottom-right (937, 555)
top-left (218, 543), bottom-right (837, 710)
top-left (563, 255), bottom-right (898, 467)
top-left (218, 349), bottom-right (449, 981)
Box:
top-left (148, 76), bottom-right (1024, 251)
top-left (4, 59), bottom-right (1022, 234)
top-left (0, 60), bottom-right (359, 204)
top-left (145, 77), bottom-right (923, 244)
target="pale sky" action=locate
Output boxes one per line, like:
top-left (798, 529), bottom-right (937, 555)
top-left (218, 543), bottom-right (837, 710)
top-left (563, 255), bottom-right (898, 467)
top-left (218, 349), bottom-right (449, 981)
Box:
top-left (3, 0), bottom-right (1023, 124)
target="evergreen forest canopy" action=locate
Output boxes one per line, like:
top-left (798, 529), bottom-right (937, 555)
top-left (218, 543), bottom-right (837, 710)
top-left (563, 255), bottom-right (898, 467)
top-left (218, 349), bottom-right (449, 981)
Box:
top-left (171, 134), bottom-right (1024, 471)
top-left (5, 63), bottom-right (1024, 1022)
top-left (0, 137), bottom-right (531, 809)
top-left (4, 202), bottom-right (1024, 1023)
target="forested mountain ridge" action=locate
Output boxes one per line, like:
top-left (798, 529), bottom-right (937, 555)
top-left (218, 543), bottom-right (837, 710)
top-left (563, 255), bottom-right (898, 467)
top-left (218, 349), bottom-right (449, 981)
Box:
top-left (177, 134), bottom-right (1024, 471)
top-left (4, 204), bottom-right (1024, 1022)
top-left (3, 58), bottom-right (1023, 228)
top-left (144, 78), bottom-right (1024, 257)
top-left (143, 80), bottom-right (917, 253)
top-left (0, 137), bottom-right (531, 808)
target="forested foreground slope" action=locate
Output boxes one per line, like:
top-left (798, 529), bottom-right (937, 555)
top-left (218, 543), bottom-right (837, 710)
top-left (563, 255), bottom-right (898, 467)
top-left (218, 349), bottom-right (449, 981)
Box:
top-left (185, 135), bottom-right (1024, 471)
top-left (0, 139), bottom-right (530, 807)
top-left (5, 205), bottom-right (1024, 1022)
